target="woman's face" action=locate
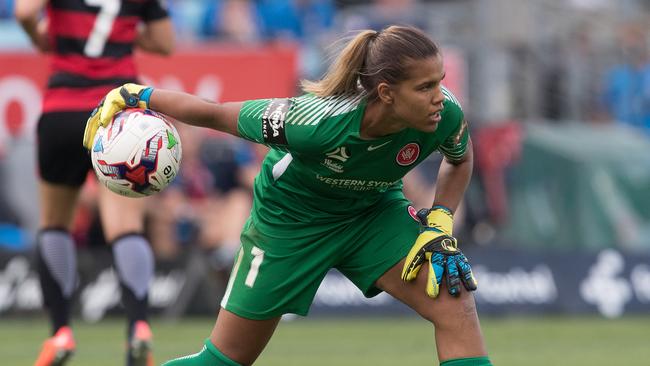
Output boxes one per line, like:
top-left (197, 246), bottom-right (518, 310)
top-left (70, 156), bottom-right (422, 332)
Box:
top-left (389, 54), bottom-right (446, 133)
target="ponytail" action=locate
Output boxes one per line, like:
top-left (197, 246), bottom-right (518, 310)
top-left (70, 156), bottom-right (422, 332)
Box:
top-left (302, 26), bottom-right (439, 100)
top-left (301, 30), bottom-right (377, 97)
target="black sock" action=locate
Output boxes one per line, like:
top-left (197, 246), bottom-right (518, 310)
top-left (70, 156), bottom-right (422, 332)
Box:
top-left (36, 229), bottom-right (77, 334)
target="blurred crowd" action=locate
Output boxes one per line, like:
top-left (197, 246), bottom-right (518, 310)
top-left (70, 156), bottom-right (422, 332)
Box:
top-left (1, 0), bottom-right (650, 260)
top-left (1, 0), bottom-right (649, 126)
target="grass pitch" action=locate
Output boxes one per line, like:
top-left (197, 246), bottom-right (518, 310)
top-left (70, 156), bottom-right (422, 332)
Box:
top-left (1, 315), bottom-right (648, 366)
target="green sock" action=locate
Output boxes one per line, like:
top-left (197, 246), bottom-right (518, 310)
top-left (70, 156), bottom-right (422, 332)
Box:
top-left (440, 356), bottom-right (492, 366)
top-left (162, 339), bottom-right (241, 366)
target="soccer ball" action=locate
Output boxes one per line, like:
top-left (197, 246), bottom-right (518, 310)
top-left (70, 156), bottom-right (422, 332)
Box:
top-left (91, 108), bottom-right (182, 198)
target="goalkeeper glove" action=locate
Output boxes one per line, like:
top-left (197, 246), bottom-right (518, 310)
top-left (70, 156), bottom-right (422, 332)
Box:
top-left (401, 206), bottom-right (477, 298)
top-left (82, 83), bottom-right (154, 149)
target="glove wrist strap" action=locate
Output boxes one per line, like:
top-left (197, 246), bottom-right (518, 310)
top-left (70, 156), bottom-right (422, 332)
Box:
top-left (427, 205), bottom-right (454, 235)
top-left (139, 87), bottom-right (154, 108)
top-left (431, 204), bottom-right (453, 215)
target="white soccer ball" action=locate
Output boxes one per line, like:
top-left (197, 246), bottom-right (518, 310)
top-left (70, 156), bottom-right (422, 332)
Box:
top-left (91, 108), bottom-right (182, 198)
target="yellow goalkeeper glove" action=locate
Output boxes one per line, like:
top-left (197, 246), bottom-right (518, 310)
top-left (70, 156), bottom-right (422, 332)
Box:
top-left (401, 206), bottom-right (478, 298)
top-left (82, 83), bottom-right (154, 149)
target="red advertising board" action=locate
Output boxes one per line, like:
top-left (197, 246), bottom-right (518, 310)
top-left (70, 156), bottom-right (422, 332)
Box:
top-left (136, 44), bottom-right (299, 102)
top-left (0, 45), bottom-right (298, 145)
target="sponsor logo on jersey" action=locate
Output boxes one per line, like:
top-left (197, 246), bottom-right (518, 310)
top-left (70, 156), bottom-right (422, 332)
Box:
top-left (322, 146), bottom-right (350, 173)
top-left (315, 174), bottom-right (400, 191)
top-left (396, 143), bottom-right (420, 166)
top-left (367, 140), bottom-right (392, 151)
top-left (262, 98), bottom-right (290, 145)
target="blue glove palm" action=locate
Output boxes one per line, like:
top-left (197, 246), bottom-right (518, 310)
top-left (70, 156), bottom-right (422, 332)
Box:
top-left (401, 207), bottom-right (477, 298)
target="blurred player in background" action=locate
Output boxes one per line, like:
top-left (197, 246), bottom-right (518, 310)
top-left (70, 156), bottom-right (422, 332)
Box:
top-left (14, 0), bottom-right (174, 365)
top-left (85, 25), bottom-right (491, 366)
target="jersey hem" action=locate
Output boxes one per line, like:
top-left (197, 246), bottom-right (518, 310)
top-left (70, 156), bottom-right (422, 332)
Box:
top-left (222, 304), bottom-right (309, 320)
top-left (359, 243), bottom-right (410, 298)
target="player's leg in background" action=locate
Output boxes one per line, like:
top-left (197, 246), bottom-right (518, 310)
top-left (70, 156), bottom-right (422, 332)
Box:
top-left (163, 309), bottom-right (281, 366)
top-left (37, 182), bottom-right (80, 334)
top-left (34, 110), bottom-right (92, 366)
top-left (375, 262), bottom-right (491, 366)
top-left (98, 186), bottom-right (154, 366)
top-left (34, 181), bottom-right (80, 366)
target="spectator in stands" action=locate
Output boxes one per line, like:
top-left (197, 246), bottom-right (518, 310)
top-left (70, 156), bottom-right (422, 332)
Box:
top-left (341, 0), bottom-right (427, 33)
top-left (0, 0), bottom-right (13, 19)
top-left (0, 126), bottom-right (12, 225)
top-left (254, 0), bottom-right (335, 42)
top-left (602, 22), bottom-right (650, 133)
top-left (199, 0), bottom-right (259, 42)
top-left (196, 134), bottom-right (258, 266)
top-left (563, 23), bottom-right (607, 122)
top-left (197, 0), bottom-right (336, 78)
top-left (198, 0), bottom-right (335, 42)
top-left (0, 157), bottom-right (22, 240)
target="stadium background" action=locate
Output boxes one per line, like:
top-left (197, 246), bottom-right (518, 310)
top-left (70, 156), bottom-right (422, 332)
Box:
top-left (0, 0), bottom-right (649, 365)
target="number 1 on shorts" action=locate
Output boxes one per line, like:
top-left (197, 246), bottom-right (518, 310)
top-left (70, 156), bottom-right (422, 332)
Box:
top-left (245, 246), bottom-right (264, 288)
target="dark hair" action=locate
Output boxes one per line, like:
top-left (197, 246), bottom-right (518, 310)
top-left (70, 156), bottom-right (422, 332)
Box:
top-left (301, 26), bottom-right (440, 100)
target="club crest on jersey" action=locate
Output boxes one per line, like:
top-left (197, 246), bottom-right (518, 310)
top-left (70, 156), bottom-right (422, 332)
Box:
top-left (262, 98), bottom-right (290, 145)
top-left (407, 205), bottom-right (419, 222)
top-left (396, 143), bottom-right (420, 166)
top-left (322, 146), bottom-right (350, 173)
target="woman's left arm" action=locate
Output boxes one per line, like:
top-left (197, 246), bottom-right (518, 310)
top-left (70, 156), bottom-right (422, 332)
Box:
top-left (432, 138), bottom-right (473, 213)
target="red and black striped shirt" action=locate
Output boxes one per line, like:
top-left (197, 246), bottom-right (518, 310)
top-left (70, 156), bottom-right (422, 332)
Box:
top-left (43, 0), bottom-right (168, 113)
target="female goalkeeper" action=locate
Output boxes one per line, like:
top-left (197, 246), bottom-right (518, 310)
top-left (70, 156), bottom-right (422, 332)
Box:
top-left (84, 25), bottom-right (491, 366)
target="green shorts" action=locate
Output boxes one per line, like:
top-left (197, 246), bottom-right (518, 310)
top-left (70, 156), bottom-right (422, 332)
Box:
top-left (220, 195), bottom-right (421, 320)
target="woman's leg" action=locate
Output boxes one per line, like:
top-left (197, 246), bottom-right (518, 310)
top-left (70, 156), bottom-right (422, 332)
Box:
top-left (98, 185), bottom-right (155, 365)
top-left (164, 309), bottom-right (280, 366)
top-left (375, 259), bottom-right (488, 363)
top-left (37, 181), bottom-right (80, 332)
top-left (211, 309), bottom-right (281, 365)
top-left (34, 181), bottom-right (80, 365)
top-left (97, 185), bottom-right (147, 242)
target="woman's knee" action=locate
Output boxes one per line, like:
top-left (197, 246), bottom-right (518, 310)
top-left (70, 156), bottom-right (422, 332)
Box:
top-left (414, 291), bottom-right (479, 329)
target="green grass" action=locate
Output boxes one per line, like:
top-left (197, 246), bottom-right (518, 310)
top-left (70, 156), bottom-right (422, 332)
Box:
top-left (1, 315), bottom-right (649, 365)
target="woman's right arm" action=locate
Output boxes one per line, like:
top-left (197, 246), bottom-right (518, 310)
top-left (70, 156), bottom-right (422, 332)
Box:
top-left (148, 89), bottom-right (243, 137)
top-left (84, 84), bottom-right (244, 149)
top-left (14, 0), bottom-right (49, 52)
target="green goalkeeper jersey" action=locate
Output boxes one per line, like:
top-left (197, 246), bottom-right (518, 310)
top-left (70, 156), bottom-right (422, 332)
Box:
top-left (237, 87), bottom-right (468, 234)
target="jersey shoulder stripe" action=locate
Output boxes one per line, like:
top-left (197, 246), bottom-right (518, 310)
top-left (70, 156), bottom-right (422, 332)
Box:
top-left (286, 93), bottom-right (365, 126)
top-left (441, 85), bottom-right (462, 110)
top-left (438, 144), bottom-right (466, 160)
top-left (240, 99), bottom-right (272, 120)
